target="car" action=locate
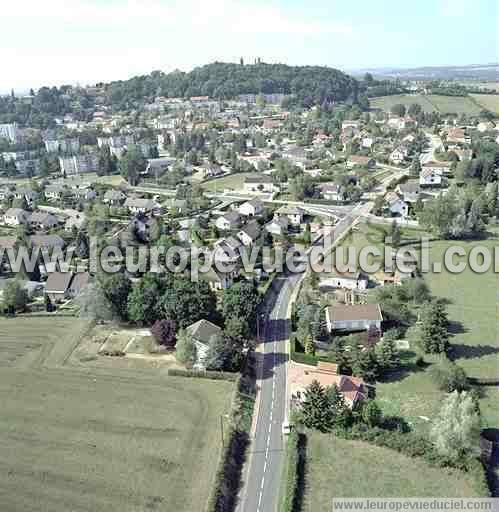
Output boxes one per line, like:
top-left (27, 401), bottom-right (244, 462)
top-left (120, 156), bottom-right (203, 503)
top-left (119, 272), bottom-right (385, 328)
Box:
top-left (281, 421), bottom-right (292, 436)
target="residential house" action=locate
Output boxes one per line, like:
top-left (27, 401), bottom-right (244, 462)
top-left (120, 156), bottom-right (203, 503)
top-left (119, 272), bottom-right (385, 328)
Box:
top-left (446, 128), bottom-right (468, 145)
top-left (28, 211), bottom-right (59, 230)
top-left (44, 138), bottom-right (80, 153)
top-left (146, 157), bottom-right (175, 178)
top-left (454, 149), bottom-right (472, 161)
top-left (199, 162), bottom-right (224, 179)
top-left (397, 183), bottom-right (422, 203)
top-left (202, 267), bottom-right (236, 291)
top-left (477, 121), bottom-right (495, 133)
top-left (422, 160), bottom-right (452, 176)
top-left (185, 319), bottom-right (223, 369)
top-left (319, 183), bottom-right (343, 202)
top-left (319, 270), bottom-right (368, 291)
top-left (265, 217), bottom-right (288, 236)
top-left (389, 147), bottom-right (408, 164)
top-left (325, 303), bottom-right (383, 333)
top-left (67, 272), bottom-right (90, 298)
top-left (124, 198), bottom-right (157, 214)
top-left (30, 235), bottom-right (65, 253)
top-left (3, 208), bottom-right (29, 226)
top-left (239, 198), bottom-right (264, 217)
top-left (215, 211), bottom-right (241, 231)
top-left (14, 188), bottom-right (38, 206)
top-left (72, 188), bottom-right (97, 202)
top-left (45, 184), bottom-right (66, 201)
top-left (237, 220), bottom-right (261, 246)
top-left (103, 189), bottom-right (127, 206)
top-left (289, 361), bottom-right (368, 409)
top-left (213, 237), bottom-right (243, 265)
top-left (243, 175), bottom-right (276, 194)
top-left (275, 205), bottom-right (303, 226)
top-left (346, 155), bottom-right (376, 169)
top-left (361, 136), bottom-right (374, 149)
top-left (45, 271), bottom-right (74, 302)
top-left (385, 191), bottom-right (409, 217)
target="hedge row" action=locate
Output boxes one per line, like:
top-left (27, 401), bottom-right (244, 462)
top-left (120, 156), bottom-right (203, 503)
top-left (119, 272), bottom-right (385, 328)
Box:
top-left (207, 374), bottom-right (255, 512)
top-left (335, 424), bottom-right (491, 497)
top-left (280, 431), bottom-right (301, 512)
top-left (167, 368), bottom-right (239, 382)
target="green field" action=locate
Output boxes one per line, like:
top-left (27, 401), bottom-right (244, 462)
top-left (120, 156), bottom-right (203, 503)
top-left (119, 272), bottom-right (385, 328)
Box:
top-left (201, 172), bottom-right (256, 192)
top-left (0, 317), bottom-right (232, 511)
top-left (303, 434), bottom-right (478, 508)
top-left (370, 94), bottom-right (483, 115)
top-left (471, 94), bottom-right (499, 114)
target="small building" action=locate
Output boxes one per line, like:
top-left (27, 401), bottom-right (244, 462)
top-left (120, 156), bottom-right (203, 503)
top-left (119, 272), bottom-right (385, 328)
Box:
top-left (45, 271), bottom-right (74, 302)
top-left (243, 175), bottom-right (276, 194)
top-left (319, 183), bottom-right (343, 202)
top-left (103, 189), bottom-right (127, 206)
top-left (275, 205), bottom-right (304, 226)
top-left (265, 217), bottom-right (288, 236)
top-left (325, 303), bottom-right (383, 333)
top-left (185, 319), bottom-right (223, 369)
top-left (237, 220), bottom-right (261, 247)
top-left (239, 198), bottom-right (264, 217)
top-left (28, 211), bottom-right (59, 230)
top-left (3, 208), bottom-right (29, 226)
top-left (289, 361), bottom-right (368, 409)
top-left (319, 270), bottom-right (368, 291)
top-left (346, 155), bottom-right (376, 169)
top-left (419, 167), bottom-right (443, 187)
top-left (124, 198), bottom-right (157, 214)
top-left (385, 192), bottom-right (409, 217)
top-left (215, 211), bottom-right (241, 231)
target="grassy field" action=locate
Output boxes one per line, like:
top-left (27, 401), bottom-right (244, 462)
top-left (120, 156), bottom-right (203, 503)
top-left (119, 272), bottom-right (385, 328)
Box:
top-left (471, 94), bottom-right (499, 114)
top-left (303, 434), bottom-right (478, 507)
top-left (370, 94), bottom-right (436, 113)
top-left (201, 172), bottom-right (256, 192)
top-left (0, 317), bottom-right (233, 511)
top-left (370, 94), bottom-right (484, 115)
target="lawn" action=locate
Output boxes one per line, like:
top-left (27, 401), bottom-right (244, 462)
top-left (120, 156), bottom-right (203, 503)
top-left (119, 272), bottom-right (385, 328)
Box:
top-left (201, 172), bottom-right (255, 192)
top-left (0, 316), bottom-right (233, 512)
top-left (370, 94), bottom-right (483, 115)
top-left (303, 434), bottom-right (478, 507)
top-left (470, 94), bottom-right (499, 114)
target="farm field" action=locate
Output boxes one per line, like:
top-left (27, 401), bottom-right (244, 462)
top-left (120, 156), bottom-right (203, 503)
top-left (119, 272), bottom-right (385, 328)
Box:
top-left (471, 94), bottom-right (499, 114)
top-left (201, 172), bottom-right (255, 192)
top-left (0, 316), bottom-right (233, 511)
top-left (370, 94), bottom-right (483, 115)
top-left (302, 434), bottom-right (479, 509)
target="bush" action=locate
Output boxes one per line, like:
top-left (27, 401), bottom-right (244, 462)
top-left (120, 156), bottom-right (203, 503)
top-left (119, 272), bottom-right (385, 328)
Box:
top-left (429, 359), bottom-right (469, 392)
top-left (167, 368), bottom-right (239, 381)
top-left (280, 431), bottom-right (307, 512)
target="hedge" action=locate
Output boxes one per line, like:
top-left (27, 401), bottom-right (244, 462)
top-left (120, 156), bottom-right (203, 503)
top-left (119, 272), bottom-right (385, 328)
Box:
top-left (280, 431), bottom-right (307, 512)
top-left (167, 368), bottom-right (239, 382)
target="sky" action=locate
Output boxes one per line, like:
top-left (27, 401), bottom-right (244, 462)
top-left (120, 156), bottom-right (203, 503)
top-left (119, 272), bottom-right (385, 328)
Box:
top-left (1, 0), bottom-right (497, 92)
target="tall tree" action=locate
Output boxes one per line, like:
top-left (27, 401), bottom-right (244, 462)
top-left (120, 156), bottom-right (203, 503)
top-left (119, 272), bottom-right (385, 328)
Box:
top-left (430, 391), bottom-right (480, 461)
top-left (302, 380), bottom-right (334, 432)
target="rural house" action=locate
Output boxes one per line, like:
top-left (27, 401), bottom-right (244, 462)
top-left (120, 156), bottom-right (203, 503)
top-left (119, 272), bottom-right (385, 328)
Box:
top-left (325, 303), bottom-right (383, 333)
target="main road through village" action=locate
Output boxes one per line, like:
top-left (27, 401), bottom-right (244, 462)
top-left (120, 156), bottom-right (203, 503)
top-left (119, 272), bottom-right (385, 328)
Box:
top-left (238, 201), bottom-right (373, 512)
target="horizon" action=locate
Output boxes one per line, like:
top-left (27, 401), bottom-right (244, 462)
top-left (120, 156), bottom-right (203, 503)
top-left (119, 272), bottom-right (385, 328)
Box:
top-left (2, 0), bottom-right (497, 93)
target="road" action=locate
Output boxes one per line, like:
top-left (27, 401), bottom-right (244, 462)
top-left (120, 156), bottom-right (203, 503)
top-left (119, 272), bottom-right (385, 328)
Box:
top-left (238, 201), bottom-right (371, 512)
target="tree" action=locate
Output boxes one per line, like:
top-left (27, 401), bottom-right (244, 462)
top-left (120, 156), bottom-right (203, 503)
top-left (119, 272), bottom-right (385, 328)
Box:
top-left (119, 145), bottom-right (146, 186)
top-left (391, 104), bottom-right (406, 117)
top-left (151, 319), bottom-right (177, 348)
top-left (326, 384), bottom-right (351, 428)
top-left (304, 334), bottom-right (316, 355)
top-left (378, 332), bottom-right (400, 370)
top-left (161, 277), bottom-right (217, 329)
top-left (430, 391), bottom-right (480, 461)
top-left (410, 159), bottom-right (421, 177)
top-left (221, 282), bottom-right (260, 328)
top-left (301, 380), bottom-right (334, 432)
top-left (77, 282), bottom-right (114, 322)
top-left (389, 220), bottom-right (401, 248)
top-left (205, 333), bottom-right (230, 370)
top-left (101, 273), bottom-right (132, 320)
top-left (416, 302), bottom-right (449, 354)
top-left (351, 348), bottom-right (379, 383)
top-left (429, 359), bottom-right (469, 392)
top-left (408, 103), bottom-right (422, 117)
top-left (75, 229), bottom-right (89, 259)
top-left (127, 273), bottom-right (167, 325)
top-left (175, 329), bottom-right (197, 366)
top-left (2, 280), bottom-right (28, 313)
top-left (361, 400), bottom-right (382, 427)
top-left (224, 315), bottom-right (249, 343)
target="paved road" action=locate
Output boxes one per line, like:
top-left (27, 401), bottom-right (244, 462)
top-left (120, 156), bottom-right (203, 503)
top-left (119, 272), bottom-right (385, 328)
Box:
top-left (238, 273), bottom-right (300, 512)
top-left (238, 201), bottom-right (371, 512)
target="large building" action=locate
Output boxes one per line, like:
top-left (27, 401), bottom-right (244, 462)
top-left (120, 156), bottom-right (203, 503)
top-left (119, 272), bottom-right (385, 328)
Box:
top-left (0, 123), bottom-right (19, 143)
top-left (45, 139), bottom-right (80, 154)
top-left (58, 154), bottom-right (99, 176)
